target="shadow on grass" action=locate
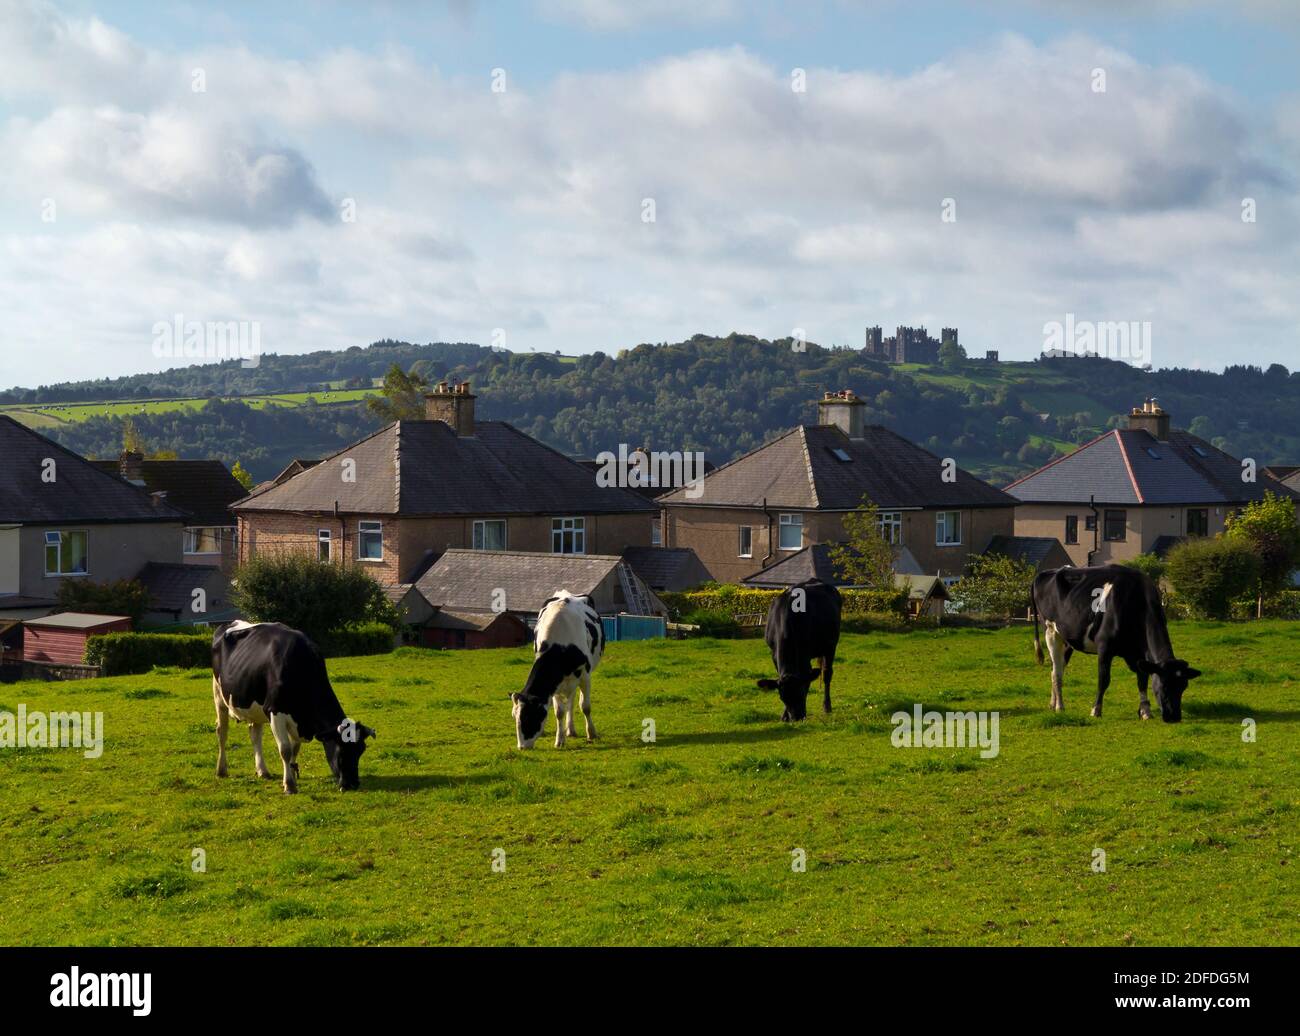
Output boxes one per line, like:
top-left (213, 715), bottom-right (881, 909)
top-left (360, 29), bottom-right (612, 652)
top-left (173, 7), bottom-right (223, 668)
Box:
top-left (362, 773), bottom-right (503, 792)
top-left (1182, 700), bottom-right (1300, 724)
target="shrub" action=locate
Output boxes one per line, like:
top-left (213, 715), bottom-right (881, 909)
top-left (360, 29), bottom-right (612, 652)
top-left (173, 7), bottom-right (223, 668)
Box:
top-left (1120, 552), bottom-right (1167, 586)
top-left (1165, 537), bottom-right (1261, 619)
top-left (679, 609), bottom-right (742, 638)
top-left (1224, 491), bottom-right (1300, 616)
top-left (317, 623), bottom-right (395, 657)
top-left (953, 553), bottom-right (1036, 620)
top-left (56, 578), bottom-right (150, 627)
top-left (660, 586), bottom-right (908, 621)
top-left (1261, 590), bottom-right (1300, 619)
top-left (231, 554), bottom-right (396, 645)
top-left (85, 631), bottom-right (210, 675)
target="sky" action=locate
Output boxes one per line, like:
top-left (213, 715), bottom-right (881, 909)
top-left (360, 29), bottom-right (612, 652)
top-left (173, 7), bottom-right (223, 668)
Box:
top-left (1, 0), bottom-right (1298, 387)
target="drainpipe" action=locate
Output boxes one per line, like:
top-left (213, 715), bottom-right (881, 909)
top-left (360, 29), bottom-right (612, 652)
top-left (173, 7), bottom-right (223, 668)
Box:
top-left (760, 496), bottom-right (775, 569)
top-left (1087, 494), bottom-right (1100, 567)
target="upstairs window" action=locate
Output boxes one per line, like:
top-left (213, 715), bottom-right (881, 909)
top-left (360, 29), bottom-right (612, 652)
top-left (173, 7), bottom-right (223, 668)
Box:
top-left (936, 511), bottom-right (962, 546)
top-left (738, 526), bottom-right (753, 558)
top-left (358, 521), bottom-right (383, 561)
top-left (1187, 508), bottom-right (1209, 538)
top-left (778, 514), bottom-right (803, 551)
top-left (473, 520), bottom-right (507, 551)
top-left (878, 511), bottom-right (902, 545)
top-left (45, 530), bottom-right (88, 576)
top-left (184, 528), bottom-right (224, 555)
top-left (1103, 510), bottom-right (1127, 542)
top-left (1065, 515), bottom-right (1078, 545)
top-left (552, 517), bottom-right (586, 555)
top-left (318, 529), bottom-right (331, 562)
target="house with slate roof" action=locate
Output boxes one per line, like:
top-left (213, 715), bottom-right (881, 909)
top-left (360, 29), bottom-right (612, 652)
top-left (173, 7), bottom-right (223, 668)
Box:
top-left (0, 416), bottom-right (187, 619)
top-left (657, 389), bottom-right (1018, 583)
top-left (231, 381), bottom-right (657, 587)
top-left (1006, 399), bottom-right (1300, 567)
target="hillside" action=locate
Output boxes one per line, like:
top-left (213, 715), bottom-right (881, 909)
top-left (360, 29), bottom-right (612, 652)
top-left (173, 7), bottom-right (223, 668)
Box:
top-left (8, 335), bottom-right (1300, 484)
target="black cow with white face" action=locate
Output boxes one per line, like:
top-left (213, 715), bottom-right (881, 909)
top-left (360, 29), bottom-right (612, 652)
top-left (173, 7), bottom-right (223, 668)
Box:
top-left (1031, 565), bottom-right (1200, 722)
top-left (756, 579), bottom-right (842, 721)
top-left (212, 621), bottom-right (375, 793)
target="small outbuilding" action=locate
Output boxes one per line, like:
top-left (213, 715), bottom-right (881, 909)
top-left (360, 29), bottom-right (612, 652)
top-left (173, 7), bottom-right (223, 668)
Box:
top-left (422, 608), bottom-right (531, 650)
top-left (23, 612), bottom-right (132, 666)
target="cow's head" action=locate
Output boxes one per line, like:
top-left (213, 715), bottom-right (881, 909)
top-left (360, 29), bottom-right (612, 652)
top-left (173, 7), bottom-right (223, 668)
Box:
top-left (1141, 659), bottom-right (1201, 722)
top-left (756, 669), bottom-right (821, 722)
top-left (323, 719), bottom-right (376, 790)
top-left (511, 693), bottom-right (548, 749)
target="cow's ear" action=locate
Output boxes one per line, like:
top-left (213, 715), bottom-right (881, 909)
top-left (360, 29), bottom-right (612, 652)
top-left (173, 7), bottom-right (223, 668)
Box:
top-left (510, 692), bottom-right (523, 703)
top-left (1184, 667), bottom-right (1202, 680)
top-left (756, 679), bottom-right (779, 691)
top-left (361, 725), bottom-right (376, 740)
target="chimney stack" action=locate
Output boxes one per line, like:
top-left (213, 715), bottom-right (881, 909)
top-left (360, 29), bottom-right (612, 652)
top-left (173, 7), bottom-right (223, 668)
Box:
top-left (425, 380), bottom-right (476, 436)
top-left (119, 450), bottom-right (145, 483)
top-left (816, 389), bottom-right (866, 440)
top-left (1128, 397), bottom-right (1171, 441)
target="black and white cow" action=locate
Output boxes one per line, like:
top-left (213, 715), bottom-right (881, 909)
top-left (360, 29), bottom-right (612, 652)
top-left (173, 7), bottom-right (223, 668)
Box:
top-left (1031, 565), bottom-right (1201, 722)
top-left (756, 578), bottom-right (842, 721)
top-left (511, 591), bottom-right (604, 750)
top-left (212, 621), bottom-right (375, 793)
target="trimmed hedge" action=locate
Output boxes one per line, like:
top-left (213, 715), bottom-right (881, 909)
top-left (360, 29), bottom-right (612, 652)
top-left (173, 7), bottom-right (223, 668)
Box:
top-left (85, 622), bottom-right (394, 675)
top-left (660, 586), bottom-right (908, 620)
top-left (318, 623), bottom-right (396, 657)
top-left (85, 632), bottom-right (210, 676)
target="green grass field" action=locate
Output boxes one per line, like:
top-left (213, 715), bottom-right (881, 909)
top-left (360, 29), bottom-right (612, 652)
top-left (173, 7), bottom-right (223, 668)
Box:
top-left (1, 622), bottom-right (1297, 946)
top-left (0, 389), bottom-right (377, 429)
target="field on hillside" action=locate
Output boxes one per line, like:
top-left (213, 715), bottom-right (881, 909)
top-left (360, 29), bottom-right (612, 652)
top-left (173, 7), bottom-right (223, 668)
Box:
top-left (1, 622), bottom-right (1297, 946)
top-left (0, 389), bottom-right (376, 430)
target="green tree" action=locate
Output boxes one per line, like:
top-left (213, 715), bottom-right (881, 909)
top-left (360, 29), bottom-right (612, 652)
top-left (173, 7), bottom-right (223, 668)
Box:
top-left (230, 460), bottom-right (255, 491)
top-left (1120, 552), bottom-right (1166, 586)
top-left (955, 552), bottom-right (1037, 621)
top-left (938, 340), bottom-right (966, 369)
top-left (56, 578), bottom-right (150, 627)
top-left (366, 363), bottom-right (430, 423)
top-left (230, 554), bottom-right (396, 646)
top-left (1224, 491), bottom-right (1300, 616)
top-left (825, 495), bottom-right (897, 591)
top-left (1165, 537), bottom-right (1260, 620)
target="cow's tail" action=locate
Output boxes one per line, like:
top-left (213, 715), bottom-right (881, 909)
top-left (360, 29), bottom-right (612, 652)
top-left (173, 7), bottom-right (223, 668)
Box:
top-left (1031, 588), bottom-right (1043, 666)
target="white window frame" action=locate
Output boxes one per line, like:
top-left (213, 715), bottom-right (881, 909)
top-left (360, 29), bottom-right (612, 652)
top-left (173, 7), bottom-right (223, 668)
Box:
top-left (357, 520), bottom-right (384, 561)
top-left (778, 513), bottom-right (803, 551)
top-left (935, 511), bottom-right (962, 546)
top-left (878, 511), bottom-right (902, 545)
top-left (318, 529), bottom-right (332, 562)
top-left (651, 520), bottom-right (661, 547)
top-left (551, 517), bottom-right (586, 555)
top-left (184, 526), bottom-right (227, 555)
top-left (473, 519), bottom-right (508, 551)
top-left (738, 525), bottom-right (753, 558)
top-left (44, 530), bottom-right (88, 576)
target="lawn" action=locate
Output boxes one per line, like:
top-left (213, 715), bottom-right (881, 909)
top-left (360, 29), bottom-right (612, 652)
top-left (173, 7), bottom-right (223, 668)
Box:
top-left (0, 389), bottom-right (376, 428)
top-left (1, 622), bottom-right (1297, 946)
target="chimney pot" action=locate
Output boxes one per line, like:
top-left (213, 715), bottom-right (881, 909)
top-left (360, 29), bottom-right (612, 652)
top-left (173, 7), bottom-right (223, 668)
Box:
top-left (425, 381), bottom-right (476, 435)
top-left (816, 388), bottom-right (866, 439)
top-left (1128, 399), bottom-right (1171, 440)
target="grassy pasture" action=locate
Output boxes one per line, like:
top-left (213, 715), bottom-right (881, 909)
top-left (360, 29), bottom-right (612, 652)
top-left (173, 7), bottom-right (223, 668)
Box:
top-left (0, 389), bottom-right (376, 429)
top-left (0, 622), bottom-right (1297, 946)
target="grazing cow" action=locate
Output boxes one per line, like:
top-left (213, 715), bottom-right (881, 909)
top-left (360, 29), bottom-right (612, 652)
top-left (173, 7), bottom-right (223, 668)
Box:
top-left (212, 621), bottom-right (375, 793)
top-left (511, 591), bottom-right (604, 750)
top-left (756, 579), bottom-right (842, 721)
top-left (1031, 565), bottom-right (1200, 722)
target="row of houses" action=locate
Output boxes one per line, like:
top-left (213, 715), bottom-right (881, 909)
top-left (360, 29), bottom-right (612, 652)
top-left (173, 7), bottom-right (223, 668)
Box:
top-left (2, 383), bottom-right (1298, 667)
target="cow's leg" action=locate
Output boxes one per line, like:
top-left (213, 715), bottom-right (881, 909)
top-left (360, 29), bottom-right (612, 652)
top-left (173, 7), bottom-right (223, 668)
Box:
top-left (820, 655), bottom-right (833, 715)
top-left (1136, 668), bottom-right (1152, 720)
top-left (249, 723), bottom-right (272, 779)
top-left (579, 672), bottom-right (597, 741)
top-left (1091, 653), bottom-right (1114, 718)
top-left (1044, 623), bottom-right (1069, 711)
top-left (271, 713), bottom-right (299, 794)
top-left (213, 677), bottom-right (229, 778)
top-left (553, 694), bottom-right (568, 748)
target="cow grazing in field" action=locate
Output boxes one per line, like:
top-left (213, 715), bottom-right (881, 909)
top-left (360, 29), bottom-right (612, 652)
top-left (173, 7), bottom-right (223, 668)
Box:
top-left (511, 591), bottom-right (604, 750)
top-left (212, 621), bottom-right (375, 792)
top-left (756, 579), bottom-right (842, 721)
top-left (1031, 565), bottom-right (1200, 722)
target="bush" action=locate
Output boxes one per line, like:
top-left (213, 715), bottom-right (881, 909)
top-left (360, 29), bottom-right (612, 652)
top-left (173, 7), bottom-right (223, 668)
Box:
top-left (317, 623), bottom-right (395, 657)
top-left (231, 554), bottom-right (396, 645)
top-left (1120, 552), bottom-right (1167, 586)
top-left (679, 608), bottom-right (743, 638)
top-left (85, 631), bottom-right (211, 675)
top-left (660, 586), bottom-right (908, 621)
top-left (57, 578), bottom-right (150, 627)
top-left (1165, 537), bottom-right (1261, 620)
top-left (953, 553), bottom-right (1036, 620)
top-left (1261, 590), bottom-right (1300, 619)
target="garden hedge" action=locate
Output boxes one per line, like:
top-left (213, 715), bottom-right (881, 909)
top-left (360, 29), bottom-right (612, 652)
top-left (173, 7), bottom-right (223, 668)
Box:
top-left (660, 586), bottom-right (908, 620)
